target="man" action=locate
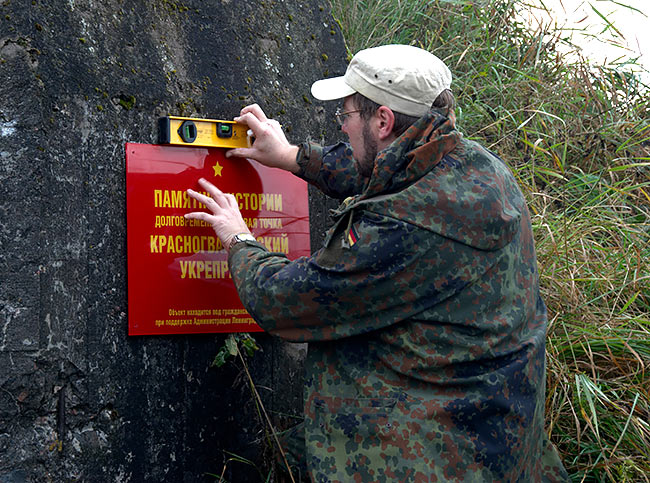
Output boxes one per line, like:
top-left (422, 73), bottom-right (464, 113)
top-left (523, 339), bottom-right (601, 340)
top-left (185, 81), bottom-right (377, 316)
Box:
top-left (185, 44), bottom-right (568, 482)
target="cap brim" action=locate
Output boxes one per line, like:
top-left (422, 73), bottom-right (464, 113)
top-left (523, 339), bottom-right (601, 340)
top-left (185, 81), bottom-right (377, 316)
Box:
top-left (311, 76), bottom-right (357, 101)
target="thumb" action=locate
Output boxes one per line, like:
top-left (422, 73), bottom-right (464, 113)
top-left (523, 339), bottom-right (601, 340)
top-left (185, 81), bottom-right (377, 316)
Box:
top-left (226, 147), bottom-right (255, 159)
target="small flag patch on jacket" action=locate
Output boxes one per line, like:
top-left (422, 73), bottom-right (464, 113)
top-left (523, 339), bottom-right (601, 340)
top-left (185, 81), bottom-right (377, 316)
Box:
top-left (347, 225), bottom-right (359, 246)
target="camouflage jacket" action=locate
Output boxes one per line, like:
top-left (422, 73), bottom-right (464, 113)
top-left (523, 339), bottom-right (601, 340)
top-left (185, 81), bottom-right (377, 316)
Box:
top-left (229, 108), bottom-right (568, 482)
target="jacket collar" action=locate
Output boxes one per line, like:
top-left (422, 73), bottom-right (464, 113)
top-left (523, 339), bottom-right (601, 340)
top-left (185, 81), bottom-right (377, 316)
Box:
top-left (361, 107), bottom-right (461, 200)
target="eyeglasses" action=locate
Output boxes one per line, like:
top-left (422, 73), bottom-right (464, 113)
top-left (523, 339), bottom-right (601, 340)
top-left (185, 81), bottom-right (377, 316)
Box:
top-left (335, 107), bottom-right (361, 126)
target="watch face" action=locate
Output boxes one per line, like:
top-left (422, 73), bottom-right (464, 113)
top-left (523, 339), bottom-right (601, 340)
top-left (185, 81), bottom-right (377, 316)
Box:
top-left (229, 234), bottom-right (254, 250)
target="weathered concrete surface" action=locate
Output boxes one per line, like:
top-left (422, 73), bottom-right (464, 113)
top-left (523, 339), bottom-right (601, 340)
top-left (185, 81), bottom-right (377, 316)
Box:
top-left (0, 1), bottom-right (346, 481)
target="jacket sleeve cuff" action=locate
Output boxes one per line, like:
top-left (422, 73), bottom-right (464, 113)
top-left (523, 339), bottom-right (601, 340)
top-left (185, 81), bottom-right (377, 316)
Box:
top-left (296, 141), bottom-right (324, 183)
top-left (227, 238), bottom-right (267, 261)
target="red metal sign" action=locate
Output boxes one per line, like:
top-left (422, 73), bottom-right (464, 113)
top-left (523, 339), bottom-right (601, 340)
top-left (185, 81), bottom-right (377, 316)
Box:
top-left (125, 143), bottom-right (310, 335)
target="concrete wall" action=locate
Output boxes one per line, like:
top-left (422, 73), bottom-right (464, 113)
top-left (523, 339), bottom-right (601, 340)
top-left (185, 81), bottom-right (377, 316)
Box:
top-left (0, 1), bottom-right (345, 481)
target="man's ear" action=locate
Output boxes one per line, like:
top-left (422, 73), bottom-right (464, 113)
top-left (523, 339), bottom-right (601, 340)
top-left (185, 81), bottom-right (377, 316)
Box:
top-left (375, 106), bottom-right (395, 141)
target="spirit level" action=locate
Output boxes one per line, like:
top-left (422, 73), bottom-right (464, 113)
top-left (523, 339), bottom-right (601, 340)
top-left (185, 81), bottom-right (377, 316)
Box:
top-left (158, 116), bottom-right (251, 149)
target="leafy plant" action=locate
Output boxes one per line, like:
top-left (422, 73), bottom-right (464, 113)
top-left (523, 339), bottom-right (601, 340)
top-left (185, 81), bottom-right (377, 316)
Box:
top-left (212, 333), bottom-right (261, 368)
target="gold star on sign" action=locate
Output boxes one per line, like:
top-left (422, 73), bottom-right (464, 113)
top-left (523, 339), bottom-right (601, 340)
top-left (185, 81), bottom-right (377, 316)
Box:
top-left (213, 162), bottom-right (223, 177)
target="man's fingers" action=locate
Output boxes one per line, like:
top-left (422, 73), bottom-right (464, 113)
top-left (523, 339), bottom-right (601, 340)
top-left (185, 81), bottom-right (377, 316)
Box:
top-left (226, 147), bottom-right (256, 159)
top-left (239, 104), bottom-right (268, 123)
top-left (234, 111), bottom-right (265, 134)
top-left (184, 211), bottom-right (213, 223)
top-left (197, 179), bottom-right (230, 205)
top-left (186, 188), bottom-right (211, 206)
top-left (197, 177), bottom-right (220, 193)
top-left (187, 187), bottom-right (225, 212)
top-left (188, 180), bottom-right (240, 214)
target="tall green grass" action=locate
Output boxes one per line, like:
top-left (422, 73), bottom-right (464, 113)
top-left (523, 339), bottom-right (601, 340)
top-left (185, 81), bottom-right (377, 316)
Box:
top-left (329, 0), bottom-right (650, 480)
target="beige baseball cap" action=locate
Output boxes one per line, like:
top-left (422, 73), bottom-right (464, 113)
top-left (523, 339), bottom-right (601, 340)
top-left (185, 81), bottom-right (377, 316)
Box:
top-left (311, 44), bottom-right (452, 118)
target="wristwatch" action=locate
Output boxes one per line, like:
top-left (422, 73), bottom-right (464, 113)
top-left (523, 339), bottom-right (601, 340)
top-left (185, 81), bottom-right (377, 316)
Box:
top-left (227, 233), bottom-right (256, 251)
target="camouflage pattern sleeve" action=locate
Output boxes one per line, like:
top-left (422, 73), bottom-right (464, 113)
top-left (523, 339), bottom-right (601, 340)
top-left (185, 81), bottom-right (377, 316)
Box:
top-left (296, 141), bottom-right (369, 199)
top-left (228, 199), bottom-right (499, 342)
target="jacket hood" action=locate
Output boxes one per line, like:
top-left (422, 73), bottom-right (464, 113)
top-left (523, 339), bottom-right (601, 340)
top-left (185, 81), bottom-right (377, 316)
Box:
top-left (362, 107), bottom-right (461, 198)
top-left (354, 108), bottom-right (523, 251)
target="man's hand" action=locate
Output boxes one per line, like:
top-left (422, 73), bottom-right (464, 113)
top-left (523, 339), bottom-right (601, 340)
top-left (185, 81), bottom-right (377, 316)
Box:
top-left (184, 178), bottom-right (251, 251)
top-left (226, 104), bottom-right (300, 173)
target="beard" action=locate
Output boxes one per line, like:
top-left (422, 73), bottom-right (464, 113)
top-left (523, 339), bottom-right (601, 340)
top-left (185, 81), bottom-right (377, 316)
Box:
top-left (359, 121), bottom-right (379, 177)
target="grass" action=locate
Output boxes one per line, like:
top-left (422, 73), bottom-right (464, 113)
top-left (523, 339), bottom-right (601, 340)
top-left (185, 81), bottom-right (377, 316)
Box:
top-left (329, 0), bottom-right (649, 480)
